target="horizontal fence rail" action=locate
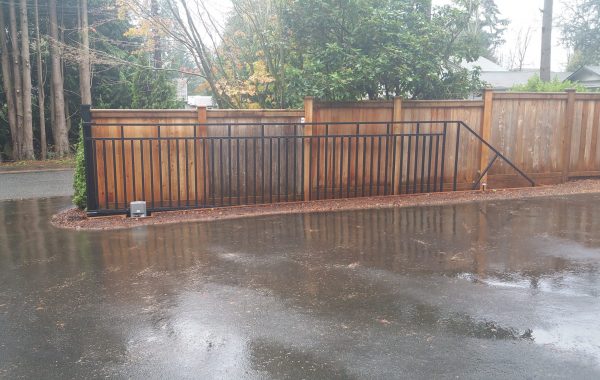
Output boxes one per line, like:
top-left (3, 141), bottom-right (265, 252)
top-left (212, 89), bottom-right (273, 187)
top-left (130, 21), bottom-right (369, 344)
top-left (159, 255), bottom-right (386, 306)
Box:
top-left (82, 108), bottom-right (534, 216)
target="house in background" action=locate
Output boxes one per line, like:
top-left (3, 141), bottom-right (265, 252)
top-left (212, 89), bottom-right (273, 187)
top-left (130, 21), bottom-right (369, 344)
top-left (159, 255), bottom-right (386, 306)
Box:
top-left (462, 57), bottom-right (572, 92)
top-left (565, 66), bottom-right (600, 90)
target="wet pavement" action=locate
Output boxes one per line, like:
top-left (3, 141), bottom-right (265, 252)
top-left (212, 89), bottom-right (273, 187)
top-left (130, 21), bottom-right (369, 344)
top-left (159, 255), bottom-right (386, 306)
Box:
top-left (0, 170), bottom-right (73, 200)
top-left (1, 194), bottom-right (600, 379)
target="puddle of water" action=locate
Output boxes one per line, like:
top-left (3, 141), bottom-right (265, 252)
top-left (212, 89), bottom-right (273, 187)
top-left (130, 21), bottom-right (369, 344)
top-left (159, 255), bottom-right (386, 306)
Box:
top-left (1, 194), bottom-right (600, 377)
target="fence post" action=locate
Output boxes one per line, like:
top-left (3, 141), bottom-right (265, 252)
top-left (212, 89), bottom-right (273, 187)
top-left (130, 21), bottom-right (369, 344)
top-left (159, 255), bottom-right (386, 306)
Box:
top-left (197, 106), bottom-right (208, 203)
top-left (303, 97), bottom-right (314, 201)
top-left (81, 104), bottom-right (98, 212)
top-left (392, 97), bottom-right (403, 194)
top-left (478, 89), bottom-right (494, 189)
top-left (561, 89), bottom-right (576, 182)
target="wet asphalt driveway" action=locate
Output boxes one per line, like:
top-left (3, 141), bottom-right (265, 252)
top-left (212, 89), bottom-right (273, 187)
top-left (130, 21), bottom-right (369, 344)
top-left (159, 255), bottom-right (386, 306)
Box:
top-left (1, 194), bottom-right (600, 379)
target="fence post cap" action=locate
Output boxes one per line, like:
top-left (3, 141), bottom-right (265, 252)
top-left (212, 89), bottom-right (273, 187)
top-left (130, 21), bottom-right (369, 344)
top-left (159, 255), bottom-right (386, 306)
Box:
top-left (565, 88), bottom-right (577, 93)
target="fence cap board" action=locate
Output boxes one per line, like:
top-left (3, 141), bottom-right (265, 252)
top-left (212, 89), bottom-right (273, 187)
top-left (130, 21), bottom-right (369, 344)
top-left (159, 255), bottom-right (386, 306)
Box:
top-left (314, 100), bottom-right (393, 109)
top-left (493, 92), bottom-right (568, 100)
top-left (91, 109), bottom-right (197, 119)
top-left (403, 100), bottom-right (483, 108)
top-left (208, 109), bottom-right (303, 118)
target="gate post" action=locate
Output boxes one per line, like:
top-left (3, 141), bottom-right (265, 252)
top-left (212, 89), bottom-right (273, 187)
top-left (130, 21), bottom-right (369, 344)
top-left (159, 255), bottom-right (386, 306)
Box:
top-left (81, 104), bottom-right (98, 211)
top-left (561, 89), bottom-right (576, 182)
top-left (303, 97), bottom-right (314, 201)
top-left (478, 89), bottom-right (494, 189)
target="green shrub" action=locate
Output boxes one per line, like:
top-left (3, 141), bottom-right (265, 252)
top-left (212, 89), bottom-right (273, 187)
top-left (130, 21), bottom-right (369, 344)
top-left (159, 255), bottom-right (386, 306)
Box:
top-left (73, 124), bottom-right (87, 210)
top-left (510, 75), bottom-right (589, 92)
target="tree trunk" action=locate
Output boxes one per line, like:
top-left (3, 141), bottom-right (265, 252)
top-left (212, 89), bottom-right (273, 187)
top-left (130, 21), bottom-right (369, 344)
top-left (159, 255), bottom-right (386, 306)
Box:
top-left (78, 0), bottom-right (92, 104)
top-left (151, 0), bottom-right (162, 68)
top-left (48, 0), bottom-right (69, 156)
top-left (19, 0), bottom-right (34, 159)
top-left (34, 0), bottom-right (46, 159)
top-left (540, 0), bottom-right (553, 82)
top-left (8, 0), bottom-right (23, 159)
top-left (0, 5), bottom-right (18, 160)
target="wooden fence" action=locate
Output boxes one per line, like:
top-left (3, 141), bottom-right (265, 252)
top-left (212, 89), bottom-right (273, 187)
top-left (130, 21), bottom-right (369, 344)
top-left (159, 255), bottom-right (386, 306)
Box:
top-left (84, 90), bottom-right (600, 214)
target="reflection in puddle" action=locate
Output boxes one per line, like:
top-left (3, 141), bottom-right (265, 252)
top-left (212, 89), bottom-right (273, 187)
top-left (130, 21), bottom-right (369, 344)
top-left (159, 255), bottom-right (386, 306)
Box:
top-left (1, 195), bottom-right (600, 377)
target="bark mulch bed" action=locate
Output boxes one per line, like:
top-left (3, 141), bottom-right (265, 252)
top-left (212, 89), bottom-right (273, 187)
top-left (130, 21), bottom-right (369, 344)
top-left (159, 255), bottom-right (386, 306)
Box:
top-left (52, 180), bottom-right (600, 231)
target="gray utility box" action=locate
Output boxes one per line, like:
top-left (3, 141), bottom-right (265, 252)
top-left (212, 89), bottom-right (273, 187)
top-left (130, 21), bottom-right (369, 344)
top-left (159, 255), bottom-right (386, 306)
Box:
top-left (130, 201), bottom-right (147, 218)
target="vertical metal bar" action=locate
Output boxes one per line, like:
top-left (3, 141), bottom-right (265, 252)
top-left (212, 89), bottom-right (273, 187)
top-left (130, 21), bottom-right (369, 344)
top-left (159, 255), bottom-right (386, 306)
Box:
top-left (340, 136), bottom-right (352, 198)
top-left (324, 124), bottom-right (328, 199)
top-left (433, 135), bottom-right (440, 192)
top-left (293, 125), bottom-right (297, 201)
top-left (332, 135), bottom-right (336, 198)
top-left (228, 125), bottom-right (232, 206)
top-left (405, 132), bottom-right (412, 194)
top-left (354, 124), bottom-right (359, 197)
top-left (453, 123), bottom-right (461, 191)
top-left (202, 138), bottom-right (207, 207)
top-left (384, 124), bottom-right (390, 195)
top-left (261, 125), bottom-right (265, 204)
top-left (413, 123), bottom-right (420, 194)
top-left (285, 136), bottom-right (289, 202)
top-left (376, 135), bottom-right (382, 195)
top-left (316, 132), bottom-right (320, 200)
top-left (362, 136), bottom-right (367, 196)
top-left (308, 135), bottom-right (313, 200)
top-left (420, 133), bottom-right (427, 193)
top-left (340, 136), bottom-right (345, 198)
top-left (80, 105), bottom-right (98, 212)
top-left (185, 138), bottom-right (190, 206)
top-left (254, 137), bottom-right (257, 204)
top-left (120, 125), bottom-right (128, 208)
top-left (210, 138), bottom-right (216, 205)
top-left (369, 136), bottom-right (375, 196)
top-left (176, 139), bottom-right (181, 207)
top-left (112, 139), bottom-right (118, 209)
top-left (149, 138), bottom-right (154, 208)
top-left (440, 123), bottom-right (447, 192)
top-left (102, 140), bottom-right (108, 209)
top-left (277, 136), bottom-right (281, 202)
top-left (237, 137), bottom-right (241, 205)
top-left (399, 135), bottom-right (405, 195)
top-left (194, 125), bottom-right (198, 207)
top-left (300, 132), bottom-right (305, 200)
top-left (131, 140), bottom-right (136, 201)
top-left (140, 140), bottom-right (145, 202)
top-left (391, 134), bottom-right (397, 195)
top-left (219, 138), bottom-right (224, 206)
top-left (269, 137), bottom-right (273, 204)
top-left (166, 137), bottom-right (172, 207)
top-left (245, 138), bottom-right (249, 204)
top-left (158, 126), bottom-right (163, 207)
top-left (427, 134), bottom-right (433, 193)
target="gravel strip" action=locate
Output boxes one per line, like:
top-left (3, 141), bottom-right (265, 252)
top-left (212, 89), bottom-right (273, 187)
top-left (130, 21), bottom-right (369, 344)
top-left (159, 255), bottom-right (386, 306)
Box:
top-left (51, 180), bottom-right (600, 231)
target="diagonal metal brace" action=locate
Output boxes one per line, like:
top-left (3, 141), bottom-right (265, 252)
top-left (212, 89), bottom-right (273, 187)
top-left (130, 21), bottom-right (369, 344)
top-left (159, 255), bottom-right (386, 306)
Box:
top-left (472, 154), bottom-right (498, 190)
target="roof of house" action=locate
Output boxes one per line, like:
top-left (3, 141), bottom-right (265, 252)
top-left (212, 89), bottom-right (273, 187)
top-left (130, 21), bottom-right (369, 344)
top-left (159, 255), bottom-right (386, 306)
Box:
top-left (481, 70), bottom-right (572, 90)
top-left (566, 66), bottom-right (600, 82)
top-left (461, 57), bottom-right (507, 72)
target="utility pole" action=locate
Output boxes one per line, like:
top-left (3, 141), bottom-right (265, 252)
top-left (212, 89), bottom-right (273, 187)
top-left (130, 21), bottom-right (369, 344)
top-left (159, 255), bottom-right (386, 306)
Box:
top-left (540, 0), bottom-right (553, 82)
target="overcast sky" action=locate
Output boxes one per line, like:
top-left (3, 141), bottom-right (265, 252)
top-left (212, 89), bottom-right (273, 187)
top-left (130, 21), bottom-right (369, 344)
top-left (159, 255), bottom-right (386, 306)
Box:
top-left (433, 0), bottom-right (571, 71)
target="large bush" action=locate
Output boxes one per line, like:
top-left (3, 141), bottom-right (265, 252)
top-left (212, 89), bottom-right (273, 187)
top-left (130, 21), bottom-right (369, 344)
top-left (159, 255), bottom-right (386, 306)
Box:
top-left (73, 124), bottom-right (86, 209)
